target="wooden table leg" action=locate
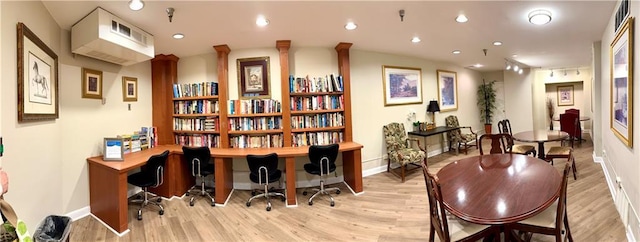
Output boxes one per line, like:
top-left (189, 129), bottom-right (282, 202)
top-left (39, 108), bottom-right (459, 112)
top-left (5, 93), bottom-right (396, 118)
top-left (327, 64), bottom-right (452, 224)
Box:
top-left (537, 142), bottom-right (546, 160)
top-left (342, 149), bottom-right (363, 193)
top-left (214, 157), bottom-right (233, 205)
top-left (88, 163), bottom-right (129, 234)
top-left (285, 157), bottom-right (297, 205)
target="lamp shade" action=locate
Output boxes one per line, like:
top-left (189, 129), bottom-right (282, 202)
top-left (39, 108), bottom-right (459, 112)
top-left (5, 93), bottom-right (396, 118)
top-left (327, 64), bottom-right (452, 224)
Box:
top-left (427, 100), bottom-right (441, 112)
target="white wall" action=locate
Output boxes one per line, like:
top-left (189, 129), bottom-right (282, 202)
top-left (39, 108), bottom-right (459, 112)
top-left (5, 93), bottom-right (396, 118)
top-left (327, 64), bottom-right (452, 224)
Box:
top-left (504, 68), bottom-right (535, 132)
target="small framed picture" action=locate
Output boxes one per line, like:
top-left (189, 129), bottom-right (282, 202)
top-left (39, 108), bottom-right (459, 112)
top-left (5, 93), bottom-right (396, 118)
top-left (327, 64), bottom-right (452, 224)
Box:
top-left (122, 76), bottom-right (138, 102)
top-left (237, 56), bottom-right (270, 99)
top-left (82, 68), bottom-right (102, 99)
top-left (557, 85), bottom-right (574, 106)
top-left (103, 138), bottom-right (124, 161)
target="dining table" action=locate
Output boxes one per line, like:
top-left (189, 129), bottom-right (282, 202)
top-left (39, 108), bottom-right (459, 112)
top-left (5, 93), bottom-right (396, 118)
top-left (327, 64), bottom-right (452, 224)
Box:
top-left (437, 153), bottom-right (562, 226)
top-left (512, 130), bottom-right (569, 159)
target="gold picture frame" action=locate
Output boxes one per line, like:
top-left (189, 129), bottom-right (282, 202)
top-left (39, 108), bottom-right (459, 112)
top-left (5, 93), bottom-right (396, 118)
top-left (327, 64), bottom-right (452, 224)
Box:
top-left (122, 76), bottom-right (138, 102)
top-left (382, 65), bottom-right (423, 106)
top-left (557, 85), bottom-right (574, 106)
top-left (610, 17), bottom-right (634, 147)
top-left (237, 56), bottom-right (270, 99)
top-left (17, 22), bottom-right (59, 122)
top-left (436, 70), bottom-right (458, 112)
top-left (82, 68), bottom-right (103, 99)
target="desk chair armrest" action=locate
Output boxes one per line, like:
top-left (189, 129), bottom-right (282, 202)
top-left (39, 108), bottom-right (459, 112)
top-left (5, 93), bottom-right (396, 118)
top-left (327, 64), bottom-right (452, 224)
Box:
top-left (407, 138), bottom-right (426, 152)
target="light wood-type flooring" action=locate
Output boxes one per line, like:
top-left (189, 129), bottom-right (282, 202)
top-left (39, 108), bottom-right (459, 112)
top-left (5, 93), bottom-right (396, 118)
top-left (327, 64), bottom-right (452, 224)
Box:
top-left (70, 136), bottom-right (627, 241)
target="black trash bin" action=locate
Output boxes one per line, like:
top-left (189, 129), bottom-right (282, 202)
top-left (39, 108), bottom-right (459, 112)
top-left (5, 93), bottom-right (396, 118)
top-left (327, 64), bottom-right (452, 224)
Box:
top-left (33, 215), bottom-right (71, 242)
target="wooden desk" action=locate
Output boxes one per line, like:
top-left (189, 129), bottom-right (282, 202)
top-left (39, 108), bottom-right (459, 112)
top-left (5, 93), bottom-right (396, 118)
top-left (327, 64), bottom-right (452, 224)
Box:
top-left (512, 130), bottom-right (569, 159)
top-left (408, 126), bottom-right (459, 153)
top-left (87, 142), bottom-right (364, 234)
top-left (437, 154), bottom-right (561, 225)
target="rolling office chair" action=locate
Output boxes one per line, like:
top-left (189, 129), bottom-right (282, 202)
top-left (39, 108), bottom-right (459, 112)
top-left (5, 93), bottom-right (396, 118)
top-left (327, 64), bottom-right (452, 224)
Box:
top-left (182, 146), bottom-right (215, 207)
top-left (127, 150), bottom-right (169, 220)
top-left (246, 153), bottom-right (286, 211)
top-left (302, 144), bottom-right (341, 207)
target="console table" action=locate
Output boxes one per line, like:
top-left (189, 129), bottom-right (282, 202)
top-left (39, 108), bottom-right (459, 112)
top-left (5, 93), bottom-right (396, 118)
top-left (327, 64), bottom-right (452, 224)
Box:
top-left (408, 126), bottom-right (459, 153)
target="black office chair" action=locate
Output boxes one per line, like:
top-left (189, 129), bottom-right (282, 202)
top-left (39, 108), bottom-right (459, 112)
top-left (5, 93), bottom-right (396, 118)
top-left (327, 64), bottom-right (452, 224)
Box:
top-left (127, 150), bottom-right (169, 220)
top-left (246, 153), bottom-right (286, 211)
top-left (182, 146), bottom-right (215, 207)
top-left (302, 144), bottom-right (341, 207)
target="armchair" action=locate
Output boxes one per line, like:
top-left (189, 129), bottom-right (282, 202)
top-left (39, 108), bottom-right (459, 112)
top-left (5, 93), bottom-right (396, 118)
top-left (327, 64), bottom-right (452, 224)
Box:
top-left (383, 122), bottom-right (426, 183)
top-left (445, 115), bottom-right (478, 154)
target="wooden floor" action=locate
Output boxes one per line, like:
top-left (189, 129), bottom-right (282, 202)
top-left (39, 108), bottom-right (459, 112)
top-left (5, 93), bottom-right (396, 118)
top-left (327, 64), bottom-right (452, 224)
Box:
top-left (70, 137), bottom-right (627, 241)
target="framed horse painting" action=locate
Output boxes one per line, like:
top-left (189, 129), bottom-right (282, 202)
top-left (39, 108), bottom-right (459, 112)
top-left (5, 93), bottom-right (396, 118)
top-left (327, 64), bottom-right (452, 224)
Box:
top-left (17, 22), bottom-right (59, 122)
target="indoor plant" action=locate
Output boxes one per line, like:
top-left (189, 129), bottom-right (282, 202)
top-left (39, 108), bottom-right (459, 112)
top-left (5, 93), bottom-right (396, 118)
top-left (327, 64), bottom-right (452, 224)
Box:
top-left (477, 80), bottom-right (497, 134)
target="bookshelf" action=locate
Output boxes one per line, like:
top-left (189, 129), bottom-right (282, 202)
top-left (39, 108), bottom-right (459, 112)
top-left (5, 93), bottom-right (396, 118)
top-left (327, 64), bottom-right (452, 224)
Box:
top-left (172, 82), bottom-right (221, 147)
top-left (226, 99), bottom-right (283, 148)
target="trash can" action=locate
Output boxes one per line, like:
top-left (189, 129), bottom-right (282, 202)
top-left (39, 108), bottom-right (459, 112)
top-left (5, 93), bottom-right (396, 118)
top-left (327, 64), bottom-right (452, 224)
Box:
top-left (33, 215), bottom-right (71, 242)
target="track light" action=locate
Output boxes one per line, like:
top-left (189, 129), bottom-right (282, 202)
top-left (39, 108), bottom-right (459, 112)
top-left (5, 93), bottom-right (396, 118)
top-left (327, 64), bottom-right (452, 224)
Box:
top-left (577, 68), bottom-right (580, 75)
top-left (564, 70), bottom-right (567, 76)
top-left (513, 65), bottom-right (519, 72)
top-left (550, 70), bottom-right (554, 77)
top-left (518, 69), bottom-right (523, 74)
top-left (129, 0), bottom-right (144, 11)
top-left (505, 62), bottom-right (511, 70)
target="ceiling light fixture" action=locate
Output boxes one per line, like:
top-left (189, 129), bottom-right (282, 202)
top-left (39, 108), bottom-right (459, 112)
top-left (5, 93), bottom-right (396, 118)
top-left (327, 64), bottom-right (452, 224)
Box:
top-left (411, 37), bottom-right (421, 43)
top-left (493, 41), bottom-right (503, 46)
top-left (456, 14), bottom-right (468, 23)
top-left (577, 68), bottom-right (581, 75)
top-left (256, 16), bottom-right (269, 26)
top-left (345, 22), bottom-right (357, 30)
top-left (474, 63), bottom-right (483, 68)
top-left (528, 9), bottom-right (552, 25)
top-left (172, 33), bottom-right (184, 39)
top-left (518, 69), bottom-right (523, 74)
top-left (513, 65), bottom-right (520, 72)
top-left (506, 62), bottom-right (512, 70)
top-left (129, 0), bottom-right (144, 11)
top-left (452, 50), bottom-right (461, 54)
top-left (564, 69), bottom-right (567, 76)
top-left (550, 69), bottom-right (554, 77)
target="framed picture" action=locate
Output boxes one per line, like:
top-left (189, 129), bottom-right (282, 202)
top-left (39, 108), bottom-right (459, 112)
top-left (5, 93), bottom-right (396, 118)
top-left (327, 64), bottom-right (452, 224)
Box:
top-left (82, 68), bottom-right (103, 99)
top-left (237, 56), bottom-right (270, 99)
top-left (122, 76), bottom-right (138, 102)
top-left (557, 85), bottom-right (574, 106)
top-left (610, 17), bottom-right (634, 147)
top-left (382, 65), bottom-right (423, 106)
top-left (103, 138), bottom-right (124, 161)
top-left (436, 70), bottom-right (458, 111)
top-left (17, 22), bottom-right (59, 122)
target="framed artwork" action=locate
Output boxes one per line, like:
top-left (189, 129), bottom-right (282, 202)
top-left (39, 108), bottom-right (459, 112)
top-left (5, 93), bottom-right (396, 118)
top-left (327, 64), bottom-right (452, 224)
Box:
top-left (82, 68), bottom-right (103, 99)
top-left (382, 65), bottom-right (423, 106)
top-left (17, 22), bottom-right (59, 122)
top-left (122, 76), bottom-right (138, 102)
top-left (610, 17), bottom-right (634, 147)
top-left (103, 138), bottom-right (124, 161)
top-left (237, 56), bottom-right (270, 99)
top-left (557, 85), bottom-right (574, 106)
top-left (436, 70), bottom-right (458, 111)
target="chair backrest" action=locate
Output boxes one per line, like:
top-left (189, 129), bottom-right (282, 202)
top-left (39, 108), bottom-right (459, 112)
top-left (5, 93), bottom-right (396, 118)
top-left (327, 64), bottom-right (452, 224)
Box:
top-left (422, 163), bottom-right (451, 241)
top-left (479, 133), bottom-right (512, 155)
top-left (555, 155), bottom-right (572, 232)
top-left (145, 150), bottom-right (169, 187)
top-left (497, 119), bottom-right (515, 135)
top-left (182, 146), bottom-right (213, 176)
top-left (247, 153), bottom-right (279, 183)
top-left (445, 115), bottom-right (462, 141)
top-left (309, 144), bottom-right (339, 175)
top-left (560, 113), bottom-right (579, 146)
top-left (565, 108), bottom-right (580, 117)
top-left (383, 123), bottom-right (408, 152)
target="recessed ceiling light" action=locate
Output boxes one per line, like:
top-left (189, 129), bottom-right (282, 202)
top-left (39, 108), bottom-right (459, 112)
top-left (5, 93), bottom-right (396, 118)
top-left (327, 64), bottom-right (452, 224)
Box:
top-left (345, 22), bottom-right (357, 30)
top-left (456, 14), bottom-right (468, 23)
top-left (474, 63), bottom-right (483, 68)
top-left (528, 9), bottom-right (552, 25)
top-left (256, 16), bottom-right (269, 26)
top-left (493, 41), bottom-right (503, 46)
top-left (411, 37), bottom-right (421, 43)
top-left (129, 0), bottom-right (144, 11)
top-left (452, 50), bottom-right (461, 54)
top-left (172, 33), bottom-right (184, 39)
top-left (512, 54), bottom-right (518, 58)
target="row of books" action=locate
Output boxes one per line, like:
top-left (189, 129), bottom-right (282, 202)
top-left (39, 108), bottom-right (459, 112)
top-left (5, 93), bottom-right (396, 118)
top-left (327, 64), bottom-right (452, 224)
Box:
top-left (117, 127), bottom-right (157, 154)
top-left (174, 134), bottom-right (220, 148)
top-left (291, 131), bottom-right (344, 147)
top-left (173, 82), bottom-right (218, 98)
top-left (230, 134), bottom-right (284, 148)
top-left (228, 99), bottom-right (281, 114)
top-left (174, 100), bottom-right (219, 115)
top-left (290, 95), bottom-right (344, 111)
top-left (174, 117), bottom-right (218, 131)
top-left (291, 113), bottom-right (344, 129)
top-left (289, 74), bottom-right (344, 93)
top-left (228, 117), bottom-right (282, 131)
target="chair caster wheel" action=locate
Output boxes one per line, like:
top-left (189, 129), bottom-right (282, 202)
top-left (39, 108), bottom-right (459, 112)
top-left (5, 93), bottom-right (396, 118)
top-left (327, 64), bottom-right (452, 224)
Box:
top-left (302, 191), bottom-right (308, 196)
top-left (159, 210), bottom-right (164, 215)
top-left (157, 198), bottom-right (162, 203)
top-left (251, 191), bottom-right (257, 196)
top-left (266, 206), bottom-right (271, 211)
top-left (336, 190), bottom-right (341, 194)
top-left (185, 192), bottom-right (189, 196)
top-left (211, 201), bottom-right (216, 207)
top-left (137, 211), bottom-right (142, 221)
top-left (308, 201), bottom-right (313, 206)
top-left (246, 202), bottom-right (251, 207)
top-left (281, 196), bottom-right (286, 202)
top-left (189, 201), bottom-right (194, 206)
top-left (330, 201), bottom-right (335, 207)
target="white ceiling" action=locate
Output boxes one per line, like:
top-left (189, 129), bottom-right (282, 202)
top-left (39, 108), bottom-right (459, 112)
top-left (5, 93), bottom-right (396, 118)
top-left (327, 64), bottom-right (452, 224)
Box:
top-left (42, 1), bottom-right (616, 71)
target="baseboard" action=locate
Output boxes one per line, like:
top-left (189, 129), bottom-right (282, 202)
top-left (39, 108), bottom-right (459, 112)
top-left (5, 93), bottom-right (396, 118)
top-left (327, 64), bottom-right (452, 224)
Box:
top-left (89, 214), bottom-right (130, 236)
top-left (65, 206), bottom-right (90, 221)
top-left (596, 154), bottom-right (617, 206)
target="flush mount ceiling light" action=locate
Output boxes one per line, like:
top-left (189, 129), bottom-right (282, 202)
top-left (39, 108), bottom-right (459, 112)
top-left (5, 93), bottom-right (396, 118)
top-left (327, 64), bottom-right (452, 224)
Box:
top-left (411, 37), bottom-right (421, 43)
top-left (493, 41), bottom-right (503, 46)
top-left (456, 14), bottom-right (468, 23)
top-left (129, 0), bottom-right (144, 11)
top-left (172, 33), bottom-right (184, 39)
top-left (528, 9), bottom-right (552, 25)
top-left (344, 22), bottom-right (357, 30)
top-left (452, 50), bottom-right (461, 54)
top-left (256, 16), bottom-right (269, 26)
top-left (474, 63), bottom-right (483, 68)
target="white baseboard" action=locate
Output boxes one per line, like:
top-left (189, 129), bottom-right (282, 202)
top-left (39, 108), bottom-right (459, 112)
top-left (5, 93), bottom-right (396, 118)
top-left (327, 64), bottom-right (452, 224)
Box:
top-left (65, 206), bottom-right (90, 222)
top-left (89, 214), bottom-right (130, 237)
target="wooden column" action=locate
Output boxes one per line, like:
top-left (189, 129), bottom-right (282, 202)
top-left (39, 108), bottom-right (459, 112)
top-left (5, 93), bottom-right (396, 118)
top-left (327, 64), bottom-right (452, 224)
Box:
top-left (213, 45), bottom-right (231, 148)
top-left (335, 43), bottom-right (353, 142)
top-left (276, 40), bottom-right (292, 147)
top-left (151, 54), bottom-right (179, 145)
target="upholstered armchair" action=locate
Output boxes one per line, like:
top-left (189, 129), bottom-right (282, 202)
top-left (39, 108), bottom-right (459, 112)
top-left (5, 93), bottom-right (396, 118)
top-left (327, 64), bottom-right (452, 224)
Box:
top-left (383, 122), bottom-right (426, 182)
top-left (445, 115), bottom-right (478, 154)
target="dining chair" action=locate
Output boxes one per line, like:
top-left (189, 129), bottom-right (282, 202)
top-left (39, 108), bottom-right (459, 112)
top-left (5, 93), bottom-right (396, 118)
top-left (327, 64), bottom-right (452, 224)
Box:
top-left (559, 113), bottom-right (580, 146)
top-left (478, 133), bottom-right (512, 155)
top-left (422, 162), bottom-right (500, 242)
top-left (507, 160), bottom-right (574, 242)
top-left (565, 109), bottom-right (582, 142)
top-left (497, 119), bottom-right (537, 157)
top-left (546, 116), bottom-right (579, 180)
top-left (445, 115), bottom-right (478, 155)
top-left (383, 122), bottom-right (426, 182)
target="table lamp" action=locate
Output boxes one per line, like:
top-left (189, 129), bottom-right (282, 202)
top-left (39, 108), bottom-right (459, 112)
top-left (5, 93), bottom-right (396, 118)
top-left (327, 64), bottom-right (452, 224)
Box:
top-left (426, 100), bottom-right (440, 130)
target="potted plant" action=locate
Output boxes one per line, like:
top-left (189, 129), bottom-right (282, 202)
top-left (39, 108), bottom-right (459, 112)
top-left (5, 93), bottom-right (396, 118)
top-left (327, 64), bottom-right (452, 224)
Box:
top-left (477, 80), bottom-right (497, 134)
top-left (546, 98), bottom-right (555, 130)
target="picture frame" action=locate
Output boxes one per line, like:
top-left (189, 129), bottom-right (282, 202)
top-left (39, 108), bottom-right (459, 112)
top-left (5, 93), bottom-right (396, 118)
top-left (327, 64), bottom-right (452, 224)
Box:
top-left (610, 17), bottom-right (634, 147)
top-left (82, 68), bottom-right (103, 99)
top-left (17, 22), bottom-right (59, 122)
top-left (382, 65), bottom-right (423, 106)
top-left (122, 76), bottom-right (138, 102)
top-left (237, 56), bottom-right (270, 99)
top-left (436, 70), bottom-right (458, 111)
top-left (103, 137), bottom-right (124, 161)
top-left (557, 85), bottom-right (574, 106)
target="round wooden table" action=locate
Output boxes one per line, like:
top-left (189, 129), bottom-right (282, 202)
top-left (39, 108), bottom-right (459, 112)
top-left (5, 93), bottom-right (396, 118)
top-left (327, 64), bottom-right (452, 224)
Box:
top-left (437, 154), bottom-right (562, 225)
top-left (512, 130), bottom-right (569, 159)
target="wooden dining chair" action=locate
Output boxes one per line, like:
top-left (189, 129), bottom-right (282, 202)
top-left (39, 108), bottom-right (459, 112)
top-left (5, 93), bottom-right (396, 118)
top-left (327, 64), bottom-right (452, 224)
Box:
top-left (507, 160), bottom-right (574, 242)
top-left (478, 133), bottom-right (512, 155)
top-left (497, 119), bottom-right (537, 157)
top-left (546, 117), bottom-right (579, 180)
top-left (422, 163), bottom-right (500, 242)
